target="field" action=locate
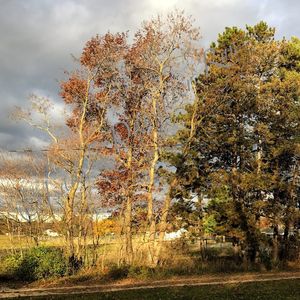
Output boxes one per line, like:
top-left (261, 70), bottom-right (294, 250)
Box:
top-left (8, 279), bottom-right (300, 300)
top-left (0, 235), bottom-right (63, 250)
top-left (0, 234), bottom-right (114, 251)
top-left (0, 233), bottom-right (242, 276)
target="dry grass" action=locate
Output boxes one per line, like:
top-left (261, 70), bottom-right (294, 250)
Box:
top-left (0, 234), bottom-right (33, 250)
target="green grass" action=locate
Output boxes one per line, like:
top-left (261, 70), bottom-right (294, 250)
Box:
top-left (17, 279), bottom-right (300, 300)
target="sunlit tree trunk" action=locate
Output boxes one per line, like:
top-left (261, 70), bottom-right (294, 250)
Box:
top-left (153, 178), bottom-right (177, 266)
top-left (123, 145), bottom-right (134, 264)
top-left (147, 98), bottom-right (159, 265)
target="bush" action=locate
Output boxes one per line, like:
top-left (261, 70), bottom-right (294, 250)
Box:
top-left (0, 246), bottom-right (67, 281)
top-left (28, 247), bottom-right (66, 280)
top-left (128, 266), bottom-right (155, 279)
top-left (104, 264), bottom-right (129, 280)
top-left (0, 253), bottom-right (22, 279)
top-left (67, 254), bottom-right (83, 275)
top-left (259, 246), bottom-right (272, 270)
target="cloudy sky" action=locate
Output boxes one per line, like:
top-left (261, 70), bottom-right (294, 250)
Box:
top-left (1, 0), bottom-right (300, 150)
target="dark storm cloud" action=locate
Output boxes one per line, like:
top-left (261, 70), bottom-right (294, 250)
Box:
top-left (0, 0), bottom-right (299, 150)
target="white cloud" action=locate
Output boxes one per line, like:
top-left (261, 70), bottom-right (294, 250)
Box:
top-left (29, 136), bottom-right (49, 149)
top-left (1, 0), bottom-right (300, 149)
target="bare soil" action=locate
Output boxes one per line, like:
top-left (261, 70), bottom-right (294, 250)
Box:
top-left (1, 271), bottom-right (300, 299)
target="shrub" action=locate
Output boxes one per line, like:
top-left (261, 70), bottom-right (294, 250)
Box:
top-left (104, 264), bottom-right (129, 280)
top-left (0, 246), bottom-right (67, 281)
top-left (128, 266), bottom-right (155, 279)
top-left (0, 253), bottom-right (22, 279)
top-left (258, 240), bottom-right (273, 270)
top-left (28, 247), bottom-right (67, 280)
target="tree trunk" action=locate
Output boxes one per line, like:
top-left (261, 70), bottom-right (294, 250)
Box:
top-left (123, 140), bottom-right (134, 265)
top-left (281, 165), bottom-right (298, 262)
top-left (282, 221), bottom-right (290, 262)
top-left (153, 178), bottom-right (177, 266)
top-left (147, 126), bottom-right (159, 265)
top-left (124, 194), bottom-right (133, 264)
top-left (76, 183), bottom-right (88, 263)
top-left (272, 225), bottom-right (279, 264)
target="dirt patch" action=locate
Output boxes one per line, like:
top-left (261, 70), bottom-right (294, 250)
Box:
top-left (1, 271), bottom-right (300, 299)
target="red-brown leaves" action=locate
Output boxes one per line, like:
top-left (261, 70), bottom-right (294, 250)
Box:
top-left (61, 32), bottom-right (129, 132)
top-left (81, 33), bottom-right (127, 69)
top-left (80, 36), bottom-right (101, 69)
top-left (58, 12), bottom-right (202, 213)
top-left (114, 122), bottom-right (129, 140)
top-left (97, 169), bottom-right (128, 192)
top-left (60, 74), bottom-right (87, 104)
top-left (80, 32), bottom-right (128, 87)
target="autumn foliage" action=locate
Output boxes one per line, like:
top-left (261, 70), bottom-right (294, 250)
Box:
top-left (6, 14), bottom-right (300, 277)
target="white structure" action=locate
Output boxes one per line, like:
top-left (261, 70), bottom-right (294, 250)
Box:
top-left (44, 229), bottom-right (60, 237)
top-left (164, 228), bottom-right (187, 241)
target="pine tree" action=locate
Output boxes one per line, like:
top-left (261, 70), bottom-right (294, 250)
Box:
top-left (173, 22), bottom-right (300, 264)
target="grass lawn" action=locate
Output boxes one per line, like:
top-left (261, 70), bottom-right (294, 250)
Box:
top-left (17, 279), bottom-right (300, 300)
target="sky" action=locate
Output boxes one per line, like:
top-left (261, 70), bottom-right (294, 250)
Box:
top-left (1, 0), bottom-right (300, 150)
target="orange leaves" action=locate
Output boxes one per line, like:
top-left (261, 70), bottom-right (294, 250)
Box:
top-left (93, 218), bottom-right (119, 236)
